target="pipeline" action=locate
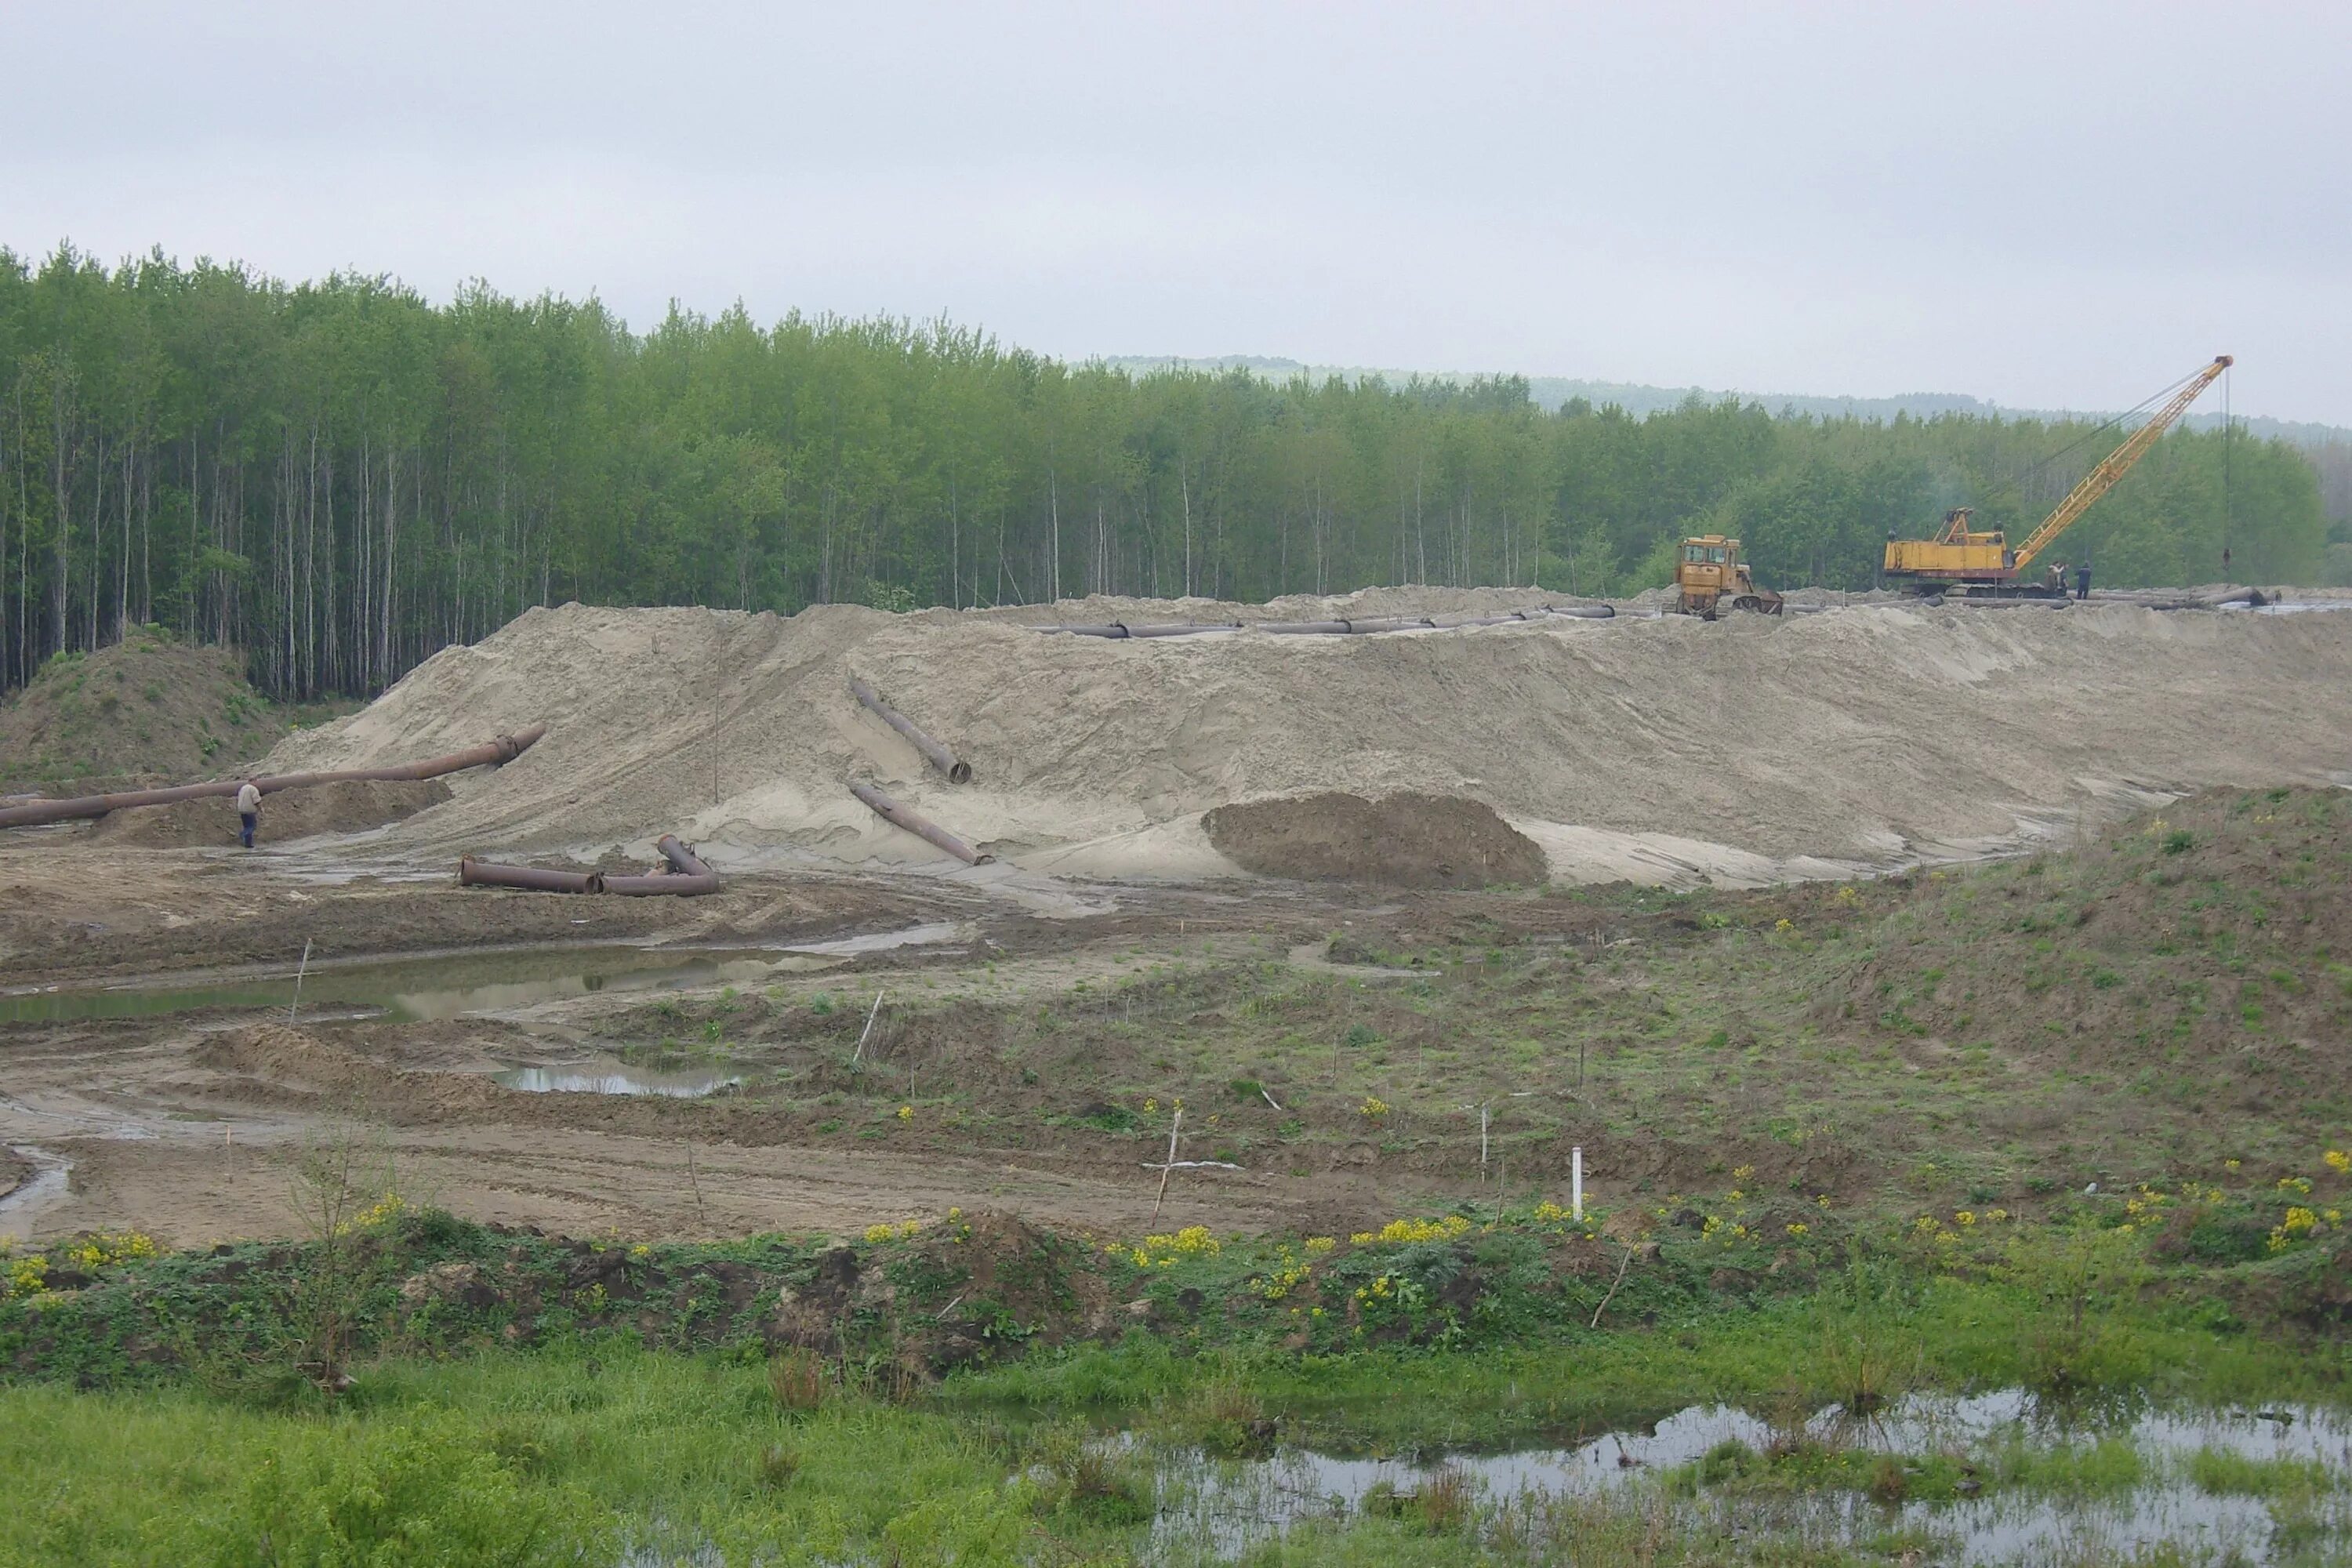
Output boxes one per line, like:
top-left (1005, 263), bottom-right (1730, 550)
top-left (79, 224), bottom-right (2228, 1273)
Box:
top-left (459, 833), bottom-right (720, 898)
top-left (1033, 607), bottom-right (1610, 639)
top-left (1033, 622), bottom-right (1241, 638)
top-left (604, 834), bottom-right (724, 896)
top-left (0, 723), bottom-right (550, 830)
top-left (849, 781), bottom-right (993, 866)
top-left (459, 858), bottom-right (605, 895)
top-left (848, 677), bottom-right (973, 784)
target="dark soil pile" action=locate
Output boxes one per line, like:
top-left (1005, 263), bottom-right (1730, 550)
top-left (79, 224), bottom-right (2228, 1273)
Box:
top-left (0, 1148), bottom-right (27, 1203)
top-left (0, 636), bottom-right (282, 791)
top-left (89, 777), bottom-right (451, 848)
top-left (1205, 791), bottom-right (1547, 888)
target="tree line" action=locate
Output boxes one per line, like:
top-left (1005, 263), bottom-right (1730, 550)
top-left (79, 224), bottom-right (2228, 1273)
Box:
top-left (0, 243), bottom-right (2328, 701)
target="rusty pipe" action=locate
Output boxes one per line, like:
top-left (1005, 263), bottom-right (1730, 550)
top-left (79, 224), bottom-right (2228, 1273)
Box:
top-left (848, 678), bottom-right (973, 784)
top-left (601, 869), bottom-right (722, 896)
top-left (655, 833), bottom-right (710, 876)
top-left (459, 858), bottom-right (605, 895)
top-left (849, 781), bottom-right (993, 866)
top-left (0, 722), bottom-right (550, 830)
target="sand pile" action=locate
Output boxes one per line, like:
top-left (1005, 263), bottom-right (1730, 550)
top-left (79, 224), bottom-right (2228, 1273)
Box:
top-left (89, 777), bottom-right (451, 848)
top-left (1206, 793), bottom-right (1546, 888)
top-left (257, 590), bottom-right (2352, 887)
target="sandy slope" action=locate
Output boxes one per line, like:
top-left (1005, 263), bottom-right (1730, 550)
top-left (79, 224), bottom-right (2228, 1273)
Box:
top-left (260, 591), bottom-right (2352, 886)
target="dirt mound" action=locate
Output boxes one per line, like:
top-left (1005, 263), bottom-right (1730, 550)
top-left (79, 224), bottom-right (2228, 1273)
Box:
top-left (194, 1024), bottom-right (378, 1093)
top-left (1205, 792), bottom-right (1546, 887)
top-left (88, 777), bottom-right (451, 848)
top-left (255, 593), bottom-right (2352, 885)
top-left (0, 637), bottom-right (281, 792)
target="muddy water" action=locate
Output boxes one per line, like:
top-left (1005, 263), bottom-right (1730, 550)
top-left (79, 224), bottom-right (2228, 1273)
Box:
top-left (0, 921), bottom-right (963, 1025)
top-left (1148, 1392), bottom-right (2352, 1564)
top-left (0, 1145), bottom-right (71, 1240)
top-left (493, 1058), bottom-right (741, 1098)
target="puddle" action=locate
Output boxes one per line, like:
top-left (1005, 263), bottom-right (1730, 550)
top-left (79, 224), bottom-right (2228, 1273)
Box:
top-left (493, 1057), bottom-right (740, 1098)
top-left (1145, 1392), bottom-right (2352, 1564)
top-left (0, 921), bottom-right (963, 1025)
top-left (782, 920), bottom-right (960, 956)
top-left (0, 1145), bottom-right (72, 1240)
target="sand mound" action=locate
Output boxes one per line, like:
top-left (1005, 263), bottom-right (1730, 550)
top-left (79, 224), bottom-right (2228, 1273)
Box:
top-left (89, 777), bottom-right (452, 848)
top-left (255, 590), bottom-right (2352, 887)
top-left (1206, 792), bottom-right (1546, 887)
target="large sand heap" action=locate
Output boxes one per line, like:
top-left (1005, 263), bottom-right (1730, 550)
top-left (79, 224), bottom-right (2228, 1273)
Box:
top-left (260, 590), bottom-right (2352, 887)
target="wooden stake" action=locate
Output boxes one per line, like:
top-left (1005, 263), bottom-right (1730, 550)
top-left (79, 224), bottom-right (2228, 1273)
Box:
top-left (288, 938), bottom-right (313, 1024)
top-left (1150, 1107), bottom-right (1182, 1221)
top-left (852, 989), bottom-right (885, 1066)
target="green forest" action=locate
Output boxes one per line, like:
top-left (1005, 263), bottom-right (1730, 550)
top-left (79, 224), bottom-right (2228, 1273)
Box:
top-left (0, 243), bottom-right (2330, 700)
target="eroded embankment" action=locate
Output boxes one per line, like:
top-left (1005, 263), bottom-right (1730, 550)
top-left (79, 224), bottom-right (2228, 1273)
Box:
top-left (256, 594), bottom-right (2352, 883)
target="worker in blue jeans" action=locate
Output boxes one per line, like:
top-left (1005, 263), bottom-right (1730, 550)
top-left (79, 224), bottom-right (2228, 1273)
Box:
top-left (236, 779), bottom-right (260, 848)
top-left (2076, 560), bottom-right (2092, 601)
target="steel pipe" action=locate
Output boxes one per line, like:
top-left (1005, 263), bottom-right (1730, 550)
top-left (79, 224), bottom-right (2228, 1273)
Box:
top-left (849, 781), bottom-right (993, 866)
top-left (459, 832), bottom-right (720, 897)
top-left (655, 833), bottom-right (709, 875)
top-left (1033, 621), bottom-right (1240, 638)
top-left (459, 858), bottom-right (604, 895)
top-left (601, 869), bottom-right (723, 896)
top-left (849, 677), bottom-right (973, 784)
top-left (0, 722), bottom-right (549, 830)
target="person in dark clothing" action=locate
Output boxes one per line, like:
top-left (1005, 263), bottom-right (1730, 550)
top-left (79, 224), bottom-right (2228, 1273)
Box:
top-left (2075, 561), bottom-right (2092, 601)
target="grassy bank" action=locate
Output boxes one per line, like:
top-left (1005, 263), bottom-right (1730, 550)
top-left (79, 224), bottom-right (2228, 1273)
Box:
top-left (5, 1192), bottom-right (2349, 1564)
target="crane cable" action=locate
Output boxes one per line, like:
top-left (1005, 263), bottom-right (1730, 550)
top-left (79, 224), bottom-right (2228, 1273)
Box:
top-left (1971, 361), bottom-right (2212, 531)
top-left (2220, 361), bottom-right (2234, 579)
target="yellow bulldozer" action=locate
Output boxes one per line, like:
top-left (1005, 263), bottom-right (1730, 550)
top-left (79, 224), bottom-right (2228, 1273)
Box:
top-left (1671, 535), bottom-right (1783, 619)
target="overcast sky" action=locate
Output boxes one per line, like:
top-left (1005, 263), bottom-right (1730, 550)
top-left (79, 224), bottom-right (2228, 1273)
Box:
top-left (8, 2), bottom-right (2348, 422)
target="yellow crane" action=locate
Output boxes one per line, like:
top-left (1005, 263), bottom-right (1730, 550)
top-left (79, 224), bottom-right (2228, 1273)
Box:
top-left (1883, 355), bottom-right (2232, 596)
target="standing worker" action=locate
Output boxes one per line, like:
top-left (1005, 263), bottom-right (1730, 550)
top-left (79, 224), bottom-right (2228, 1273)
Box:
top-left (2075, 558), bottom-right (2092, 601)
top-left (236, 779), bottom-right (261, 849)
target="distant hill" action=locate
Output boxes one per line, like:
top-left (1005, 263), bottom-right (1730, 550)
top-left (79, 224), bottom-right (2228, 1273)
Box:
top-left (1098, 355), bottom-right (2348, 446)
top-left (1101, 356), bottom-right (2352, 527)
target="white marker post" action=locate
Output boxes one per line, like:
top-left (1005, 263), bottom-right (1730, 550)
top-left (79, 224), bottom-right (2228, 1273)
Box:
top-left (1572, 1145), bottom-right (1584, 1222)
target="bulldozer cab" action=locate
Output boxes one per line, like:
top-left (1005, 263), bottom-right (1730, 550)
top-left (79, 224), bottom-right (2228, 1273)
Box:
top-left (1673, 535), bottom-right (1782, 619)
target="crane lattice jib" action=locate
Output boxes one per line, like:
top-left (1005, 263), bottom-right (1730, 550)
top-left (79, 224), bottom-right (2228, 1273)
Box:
top-left (2011, 356), bottom-right (2231, 571)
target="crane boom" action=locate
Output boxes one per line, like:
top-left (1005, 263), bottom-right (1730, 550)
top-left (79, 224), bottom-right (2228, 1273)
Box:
top-left (2010, 355), bottom-right (2231, 571)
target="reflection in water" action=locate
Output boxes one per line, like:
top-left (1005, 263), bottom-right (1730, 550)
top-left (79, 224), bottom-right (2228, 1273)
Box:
top-left (0, 920), bottom-right (963, 1025)
top-left (1146, 1393), bottom-right (2352, 1565)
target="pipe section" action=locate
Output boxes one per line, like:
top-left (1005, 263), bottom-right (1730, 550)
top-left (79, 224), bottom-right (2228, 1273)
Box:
top-left (459, 858), bottom-right (605, 895)
top-left (607, 833), bottom-right (722, 895)
top-left (848, 678), bottom-right (973, 784)
top-left (1033, 622), bottom-right (1240, 638)
top-left (849, 781), bottom-right (993, 866)
top-left (459, 832), bottom-right (720, 897)
top-left (0, 723), bottom-right (550, 830)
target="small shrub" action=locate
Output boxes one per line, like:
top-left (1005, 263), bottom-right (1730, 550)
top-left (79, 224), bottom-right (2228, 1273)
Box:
top-left (754, 1443), bottom-right (800, 1490)
top-left (768, 1348), bottom-right (826, 1413)
top-left (2161, 829), bottom-right (2194, 855)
